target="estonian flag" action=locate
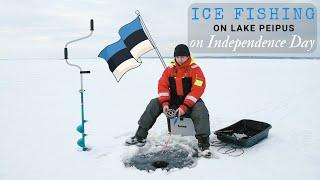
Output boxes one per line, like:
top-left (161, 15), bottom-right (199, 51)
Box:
top-left (98, 17), bottom-right (154, 82)
top-left (98, 40), bottom-right (140, 82)
top-left (119, 17), bottom-right (154, 59)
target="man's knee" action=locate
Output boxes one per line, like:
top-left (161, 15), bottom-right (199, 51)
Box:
top-left (147, 98), bottom-right (161, 110)
top-left (191, 100), bottom-right (209, 118)
top-left (150, 98), bottom-right (160, 105)
top-left (144, 98), bottom-right (163, 116)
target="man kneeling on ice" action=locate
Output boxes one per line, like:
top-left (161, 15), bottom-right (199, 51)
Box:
top-left (126, 44), bottom-right (212, 157)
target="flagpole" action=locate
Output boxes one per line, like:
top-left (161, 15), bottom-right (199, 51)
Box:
top-left (135, 10), bottom-right (167, 69)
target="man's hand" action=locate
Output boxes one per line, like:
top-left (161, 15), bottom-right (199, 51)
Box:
top-left (175, 107), bottom-right (185, 117)
top-left (163, 105), bottom-right (169, 114)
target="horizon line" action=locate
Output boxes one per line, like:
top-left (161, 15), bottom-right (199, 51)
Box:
top-left (0, 56), bottom-right (319, 61)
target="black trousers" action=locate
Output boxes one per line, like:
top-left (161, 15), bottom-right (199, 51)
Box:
top-left (135, 98), bottom-right (211, 139)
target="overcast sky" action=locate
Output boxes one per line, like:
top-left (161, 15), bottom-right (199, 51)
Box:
top-left (0, 0), bottom-right (319, 59)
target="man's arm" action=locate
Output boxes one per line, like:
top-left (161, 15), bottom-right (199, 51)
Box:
top-left (158, 67), bottom-right (171, 108)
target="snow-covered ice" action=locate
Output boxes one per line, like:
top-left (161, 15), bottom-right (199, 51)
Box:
top-left (0, 58), bottom-right (319, 179)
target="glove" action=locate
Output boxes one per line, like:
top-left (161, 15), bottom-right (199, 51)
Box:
top-left (175, 107), bottom-right (185, 118)
top-left (163, 104), bottom-right (169, 114)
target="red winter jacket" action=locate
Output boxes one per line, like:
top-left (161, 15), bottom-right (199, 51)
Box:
top-left (158, 57), bottom-right (206, 113)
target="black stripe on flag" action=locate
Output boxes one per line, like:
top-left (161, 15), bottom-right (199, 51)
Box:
top-left (107, 48), bottom-right (133, 72)
top-left (123, 29), bottom-right (148, 50)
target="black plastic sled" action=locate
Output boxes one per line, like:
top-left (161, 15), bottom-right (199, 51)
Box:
top-left (214, 119), bottom-right (272, 147)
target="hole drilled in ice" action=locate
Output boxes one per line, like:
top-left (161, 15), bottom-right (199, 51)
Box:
top-left (152, 161), bottom-right (169, 168)
top-left (123, 143), bottom-right (198, 171)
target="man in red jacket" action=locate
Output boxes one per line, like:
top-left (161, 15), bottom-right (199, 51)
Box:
top-left (126, 44), bottom-right (211, 156)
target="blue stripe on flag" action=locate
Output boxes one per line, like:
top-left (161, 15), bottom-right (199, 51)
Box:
top-left (119, 17), bottom-right (143, 40)
top-left (98, 39), bottom-right (126, 61)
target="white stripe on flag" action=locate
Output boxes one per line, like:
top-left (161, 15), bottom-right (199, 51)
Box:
top-left (186, 95), bottom-right (197, 103)
top-left (113, 58), bottom-right (141, 81)
top-left (130, 40), bottom-right (154, 59)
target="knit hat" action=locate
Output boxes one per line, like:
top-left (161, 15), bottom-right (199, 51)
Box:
top-left (174, 44), bottom-right (190, 57)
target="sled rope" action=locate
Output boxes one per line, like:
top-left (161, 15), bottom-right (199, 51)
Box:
top-left (210, 139), bottom-right (245, 157)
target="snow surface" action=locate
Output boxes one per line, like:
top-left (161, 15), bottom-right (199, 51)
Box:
top-left (0, 58), bottom-right (319, 179)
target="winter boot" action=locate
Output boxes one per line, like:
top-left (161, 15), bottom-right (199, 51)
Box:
top-left (125, 136), bottom-right (146, 147)
top-left (197, 136), bottom-right (212, 158)
top-left (125, 126), bottom-right (148, 147)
